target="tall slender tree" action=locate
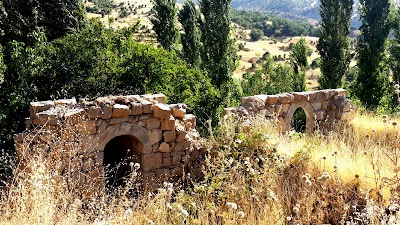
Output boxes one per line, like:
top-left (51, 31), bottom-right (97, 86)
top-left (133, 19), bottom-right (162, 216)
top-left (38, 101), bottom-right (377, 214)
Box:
top-left (355, 0), bottom-right (391, 107)
top-left (178, 0), bottom-right (202, 69)
top-left (150, 0), bottom-right (179, 52)
top-left (389, 6), bottom-right (400, 84)
top-left (199, 0), bottom-right (237, 87)
top-left (317, 0), bottom-right (353, 89)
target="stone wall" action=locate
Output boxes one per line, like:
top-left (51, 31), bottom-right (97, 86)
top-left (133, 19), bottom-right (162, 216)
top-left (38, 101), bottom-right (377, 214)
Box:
top-left (226, 89), bottom-right (356, 134)
top-left (14, 94), bottom-right (205, 197)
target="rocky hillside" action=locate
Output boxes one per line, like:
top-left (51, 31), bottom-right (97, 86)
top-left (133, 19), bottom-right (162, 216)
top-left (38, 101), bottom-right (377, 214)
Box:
top-left (231, 0), bottom-right (400, 28)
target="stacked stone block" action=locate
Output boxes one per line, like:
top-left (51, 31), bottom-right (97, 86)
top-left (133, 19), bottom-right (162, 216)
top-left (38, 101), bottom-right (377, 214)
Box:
top-left (14, 94), bottom-right (205, 196)
top-left (226, 89), bottom-right (356, 134)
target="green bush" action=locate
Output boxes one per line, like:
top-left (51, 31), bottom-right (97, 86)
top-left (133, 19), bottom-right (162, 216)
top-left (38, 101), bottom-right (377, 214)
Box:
top-left (250, 29), bottom-right (263, 41)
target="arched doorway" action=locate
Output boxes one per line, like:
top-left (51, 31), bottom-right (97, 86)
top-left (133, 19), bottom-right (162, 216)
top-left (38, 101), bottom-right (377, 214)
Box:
top-left (291, 107), bottom-right (307, 133)
top-left (103, 135), bottom-right (143, 191)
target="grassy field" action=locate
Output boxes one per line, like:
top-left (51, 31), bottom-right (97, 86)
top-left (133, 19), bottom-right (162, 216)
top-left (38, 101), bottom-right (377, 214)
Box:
top-left (1, 112), bottom-right (400, 224)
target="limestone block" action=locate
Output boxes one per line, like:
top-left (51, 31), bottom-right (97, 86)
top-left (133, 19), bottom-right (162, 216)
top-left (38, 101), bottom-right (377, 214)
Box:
top-left (97, 121), bottom-right (108, 134)
top-left (159, 142), bottom-right (171, 153)
top-left (163, 131), bottom-right (176, 142)
top-left (265, 105), bottom-right (275, 117)
top-left (153, 104), bottom-right (172, 120)
top-left (54, 98), bottom-right (77, 106)
top-left (323, 90), bottom-right (331, 100)
top-left (315, 91), bottom-right (324, 101)
top-left (278, 93), bottom-right (294, 104)
top-left (102, 105), bottom-right (112, 119)
top-left (163, 157), bottom-right (172, 166)
top-left (281, 104), bottom-right (291, 116)
top-left (153, 94), bottom-right (167, 104)
top-left (141, 153), bottom-right (162, 171)
top-left (293, 92), bottom-right (309, 102)
top-left (172, 166), bottom-right (184, 177)
top-left (329, 90), bottom-right (339, 99)
top-left (146, 118), bottom-right (161, 130)
top-left (255, 95), bottom-right (268, 102)
top-left (156, 168), bottom-right (171, 179)
top-left (138, 121), bottom-right (146, 127)
top-left (321, 101), bottom-right (329, 111)
top-left (148, 129), bottom-right (163, 145)
top-left (109, 117), bottom-right (129, 125)
top-left (172, 154), bottom-right (181, 166)
top-left (175, 131), bottom-right (186, 142)
top-left (337, 88), bottom-right (346, 97)
top-left (130, 102), bottom-right (143, 116)
top-left (94, 151), bottom-right (104, 165)
top-left (85, 107), bottom-right (102, 119)
top-left (174, 142), bottom-right (184, 152)
top-left (241, 97), bottom-right (265, 113)
top-left (311, 102), bottom-right (322, 111)
top-left (183, 114), bottom-right (196, 129)
top-left (29, 101), bottom-right (55, 119)
top-left (76, 120), bottom-right (96, 135)
top-left (152, 143), bottom-right (160, 152)
top-left (161, 117), bottom-right (176, 131)
top-left (141, 100), bottom-right (153, 114)
top-left (33, 111), bottom-right (59, 126)
top-left (308, 92), bottom-right (317, 102)
top-left (265, 95), bottom-right (279, 105)
top-left (315, 111), bottom-right (326, 121)
top-left (139, 114), bottom-right (151, 120)
top-left (112, 104), bottom-right (130, 118)
top-left (142, 144), bottom-right (153, 155)
top-left (162, 153), bottom-right (170, 158)
top-left (171, 104), bottom-right (187, 119)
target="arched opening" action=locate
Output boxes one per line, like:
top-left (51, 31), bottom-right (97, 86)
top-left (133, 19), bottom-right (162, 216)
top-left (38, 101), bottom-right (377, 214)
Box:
top-left (291, 107), bottom-right (307, 133)
top-left (103, 135), bottom-right (143, 191)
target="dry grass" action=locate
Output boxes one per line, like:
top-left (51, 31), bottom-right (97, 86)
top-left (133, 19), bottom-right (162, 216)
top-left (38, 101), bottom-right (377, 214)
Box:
top-left (2, 112), bottom-right (400, 224)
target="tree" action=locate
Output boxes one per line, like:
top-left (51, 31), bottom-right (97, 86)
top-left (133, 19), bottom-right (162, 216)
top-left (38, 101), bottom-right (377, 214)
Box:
top-left (150, 0), bottom-right (179, 51)
top-left (317, 0), bottom-right (353, 89)
top-left (389, 6), bottom-right (400, 84)
top-left (199, 0), bottom-right (238, 87)
top-left (354, 0), bottom-right (391, 108)
top-left (0, 0), bottom-right (40, 46)
top-left (0, 0), bottom-right (86, 46)
top-left (250, 28), bottom-right (263, 41)
top-left (38, 0), bottom-right (87, 41)
top-left (291, 36), bottom-right (309, 73)
top-left (178, 0), bottom-right (202, 68)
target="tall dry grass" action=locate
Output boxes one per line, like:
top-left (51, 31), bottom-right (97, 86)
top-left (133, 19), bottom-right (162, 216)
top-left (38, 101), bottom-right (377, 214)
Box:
top-left (1, 112), bottom-right (400, 224)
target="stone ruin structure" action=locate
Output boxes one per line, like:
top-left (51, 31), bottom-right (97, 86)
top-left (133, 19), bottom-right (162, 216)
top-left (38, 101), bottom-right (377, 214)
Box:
top-left (14, 94), bottom-right (205, 198)
top-left (226, 89), bottom-right (356, 134)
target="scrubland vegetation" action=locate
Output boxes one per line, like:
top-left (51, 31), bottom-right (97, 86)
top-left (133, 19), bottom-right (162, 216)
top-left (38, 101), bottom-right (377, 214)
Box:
top-left (3, 0), bottom-right (400, 224)
top-left (2, 112), bottom-right (400, 224)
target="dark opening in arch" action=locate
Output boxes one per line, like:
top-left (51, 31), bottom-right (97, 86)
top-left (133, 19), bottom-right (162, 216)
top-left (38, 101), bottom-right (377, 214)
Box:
top-left (291, 107), bottom-right (307, 133)
top-left (103, 135), bottom-right (142, 191)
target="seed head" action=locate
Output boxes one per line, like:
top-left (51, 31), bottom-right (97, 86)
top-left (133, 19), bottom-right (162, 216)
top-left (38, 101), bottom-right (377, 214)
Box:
top-left (395, 84), bottom-right (400, 90)
top-left (237, 211), bottom-right (245, 218)
top-left (392, 121), bottom-right (398, 127)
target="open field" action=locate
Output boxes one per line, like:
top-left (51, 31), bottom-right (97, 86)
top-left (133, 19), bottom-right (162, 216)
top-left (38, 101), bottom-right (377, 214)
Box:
top-left (2, 112), bottom-right (400, 224)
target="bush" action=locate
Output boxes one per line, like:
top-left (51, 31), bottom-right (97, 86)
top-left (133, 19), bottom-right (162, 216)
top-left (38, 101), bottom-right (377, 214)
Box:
top-left (250, 29), bottom-right (264, 41)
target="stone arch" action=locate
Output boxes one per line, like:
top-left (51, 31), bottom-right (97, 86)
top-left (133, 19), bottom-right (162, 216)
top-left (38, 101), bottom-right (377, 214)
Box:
top-left (285, 102), bottom-right (316, 134)
top-left (103, 135), bottom-right (142, 189)
top-left (94, 122), bottom-right (150, 153)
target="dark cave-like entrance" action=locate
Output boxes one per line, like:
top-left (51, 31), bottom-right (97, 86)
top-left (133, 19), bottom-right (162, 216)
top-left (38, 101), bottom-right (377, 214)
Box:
top-left (103, 135), bottom-right (142, 191)
top-left (291, 107), bottom-right (307, 133)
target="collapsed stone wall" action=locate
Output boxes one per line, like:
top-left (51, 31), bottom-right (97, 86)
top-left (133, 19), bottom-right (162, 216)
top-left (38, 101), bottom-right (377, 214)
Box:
top-left (14, 94), bottom-right (205, 197)
top-left (226, 89), bottom-right (356, 134)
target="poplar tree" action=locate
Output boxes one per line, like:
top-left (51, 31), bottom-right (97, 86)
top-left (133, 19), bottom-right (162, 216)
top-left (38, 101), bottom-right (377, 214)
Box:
top-left (317, 0), bottom-right (353, 89)
top-left (199, 0), bottom-right (237, 87)
top-left (178, 0), bottom-right (202, 69)
top-left (355, 0), bottom-right (391, 107)
top-left (150, 0), bottom-right (179, 52)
